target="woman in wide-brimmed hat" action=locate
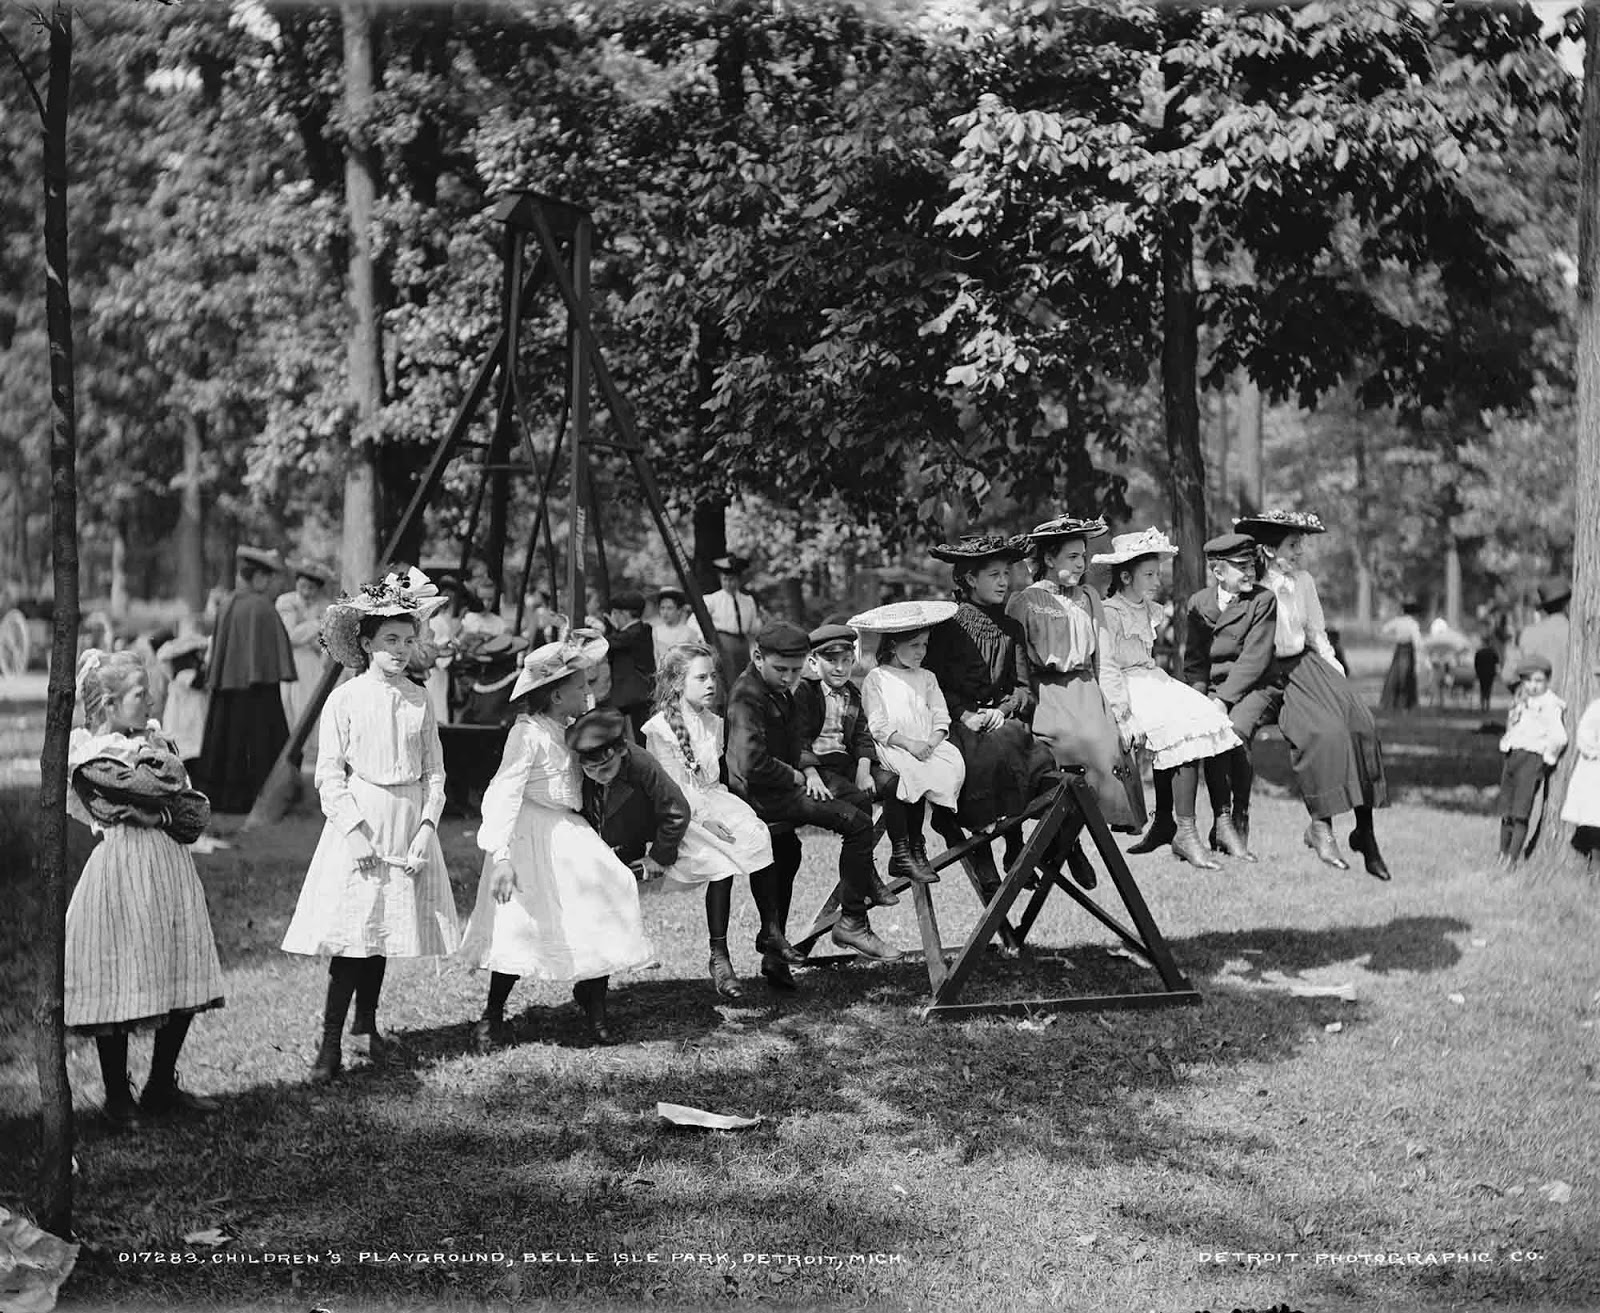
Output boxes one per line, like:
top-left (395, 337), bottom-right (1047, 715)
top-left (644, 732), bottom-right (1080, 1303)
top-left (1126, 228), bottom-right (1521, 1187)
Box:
top-left (922, 533), bottom-right (1060, 881)
top-left (1093, 529), bottom-right (1242, 868)
top-left (1236, 509), bottom-right (1390, 879)
top-left (455, 627), bottom-right (653, 1045)
top-left (1007, 516), bottom-right (1146, 831)
top-left (281, 568), bottom-right (461, 1082)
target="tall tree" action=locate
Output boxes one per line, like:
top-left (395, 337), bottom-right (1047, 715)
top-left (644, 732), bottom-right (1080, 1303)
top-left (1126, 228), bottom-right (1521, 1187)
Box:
top-left (1, 0), bottom-right (78, 1237)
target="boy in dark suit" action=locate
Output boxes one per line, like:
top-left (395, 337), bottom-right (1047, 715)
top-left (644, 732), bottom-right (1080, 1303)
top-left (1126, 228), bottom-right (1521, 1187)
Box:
top-left (726, 620), bottom-right (899, 989)
top-left (794, 622), bottom-right (913, 896)
top-left (1178, 532), bottom-right (1282, 860)
top-left (605, 589), bottom-right (656, 741)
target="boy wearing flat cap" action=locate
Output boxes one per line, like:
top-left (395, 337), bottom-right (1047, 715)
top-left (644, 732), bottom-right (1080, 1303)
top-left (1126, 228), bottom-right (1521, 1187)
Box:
top-left (567, 707), bottom-right (691, 883)
top-left (1175, 532), bottom-right (1282, 857)
top-left (1496, 655), bottom-right (1567, 868)
top-left (794, 623), bottom-right (907, 900)
top-left (726, 620), bottom-right (900, 987)
top-left (604, 589), bottom-right (656, 741)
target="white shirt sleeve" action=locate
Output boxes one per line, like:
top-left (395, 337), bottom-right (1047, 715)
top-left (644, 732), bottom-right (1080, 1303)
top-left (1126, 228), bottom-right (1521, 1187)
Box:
top-left (1300, 572), bottom-right (1344, 674)
top-left (314, 690), bottom-right (366, 836)
top-left (862, 667), bottom-right (893, 746)
top-left (419, 698), bottom-right (446, 827)
top-left (477, 718), bottom-right (538, 864)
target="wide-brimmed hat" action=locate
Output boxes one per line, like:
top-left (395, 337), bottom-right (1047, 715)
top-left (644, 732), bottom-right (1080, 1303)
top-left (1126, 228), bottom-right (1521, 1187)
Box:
top-left (462, 632), bottom-right (530, 662)
top-left (1025, 516), bottom-right (1110, 546)
top-left (320, 567), bottom-right (450, 668)
top-left (711, 554), bottom-right (750, 574)
top-left (1204, 532), bottom-right (1258, 563)
top-left (155, 633), bottom-right (209, 663)
top-left (1538, 576), bottom-right (1572, 608)
top-left (1233, 509), bottom-right (1326, 541)
top-left (236, 545), bottom-right (284, 574)
top-left (510, 627), bottom-right (609, 702)
top-left (1091, 528), bottom-right (1178, 567)
top-left (847, 599), bottom-right (959, 635)
top-left (929, 533), bottom-right (1027, 565)
top-left (288, 558), bottom-right (334, 586)
top-left (566, 707), bottom-right (629, 760)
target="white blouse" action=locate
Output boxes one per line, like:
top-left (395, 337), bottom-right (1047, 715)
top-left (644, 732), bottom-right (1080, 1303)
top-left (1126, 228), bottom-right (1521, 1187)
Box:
top-left (275, 591), bottom-right (327, 651)
top-left (1380, 615), bottom-right (1425, 647)
top-left (705, 589), bottom-right (761, 638)
top-left (476, 713), bottom-right (583, 863)
top-left (643, 705), bottom-right (727, 801)
top-left (1265, 568), bottom-right (1343, 672)
top-left (316, 668), bottom-right (446, 836)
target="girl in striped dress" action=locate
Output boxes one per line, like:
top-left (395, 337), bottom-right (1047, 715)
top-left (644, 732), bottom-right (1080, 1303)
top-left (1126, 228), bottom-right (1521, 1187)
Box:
top-left (66, 649), bottom-right (224, 1127)
top-left (281, 569), bottom-right (461, 1081)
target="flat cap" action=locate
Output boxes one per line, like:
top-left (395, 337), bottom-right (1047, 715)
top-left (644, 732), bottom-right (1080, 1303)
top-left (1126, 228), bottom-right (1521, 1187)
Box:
top-left (808, 623), bottom-right (858, 651)
top-left (755, 620), bottom-right (810, 657)
top-left (566, 707), bottom-right (629, 757)
top-left (609, 588), bottom-right (646, 615)
top-left (1204, 532), bottom-right (1257, 560)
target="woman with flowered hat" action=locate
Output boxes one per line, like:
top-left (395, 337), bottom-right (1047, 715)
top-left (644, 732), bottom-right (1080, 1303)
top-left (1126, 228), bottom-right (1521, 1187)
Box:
top-left (1007, 516), bottom-right (1146, 831)
top-left (1236, 509), bottom-right (1390, 879)
top-left (456, 627), bottom-right (653, 1045)
top-left (281, 568), bottom-right (462, 1082)
top-left (1092, 529), bottom-right (1242, 868)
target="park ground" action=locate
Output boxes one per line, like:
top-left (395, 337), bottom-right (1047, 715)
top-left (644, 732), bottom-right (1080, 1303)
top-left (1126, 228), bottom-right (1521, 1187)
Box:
top-left (1, 644), bottom-right (1598, 1313)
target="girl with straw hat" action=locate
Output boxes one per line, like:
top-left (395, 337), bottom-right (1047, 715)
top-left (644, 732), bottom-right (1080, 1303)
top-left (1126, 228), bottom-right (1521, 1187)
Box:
top-left (281, 568), bottom-right (461, 1082)
top-left (1092, 529), bottom-right (1242, 869)
top-left (456, 627), bottom-right (653, 1045)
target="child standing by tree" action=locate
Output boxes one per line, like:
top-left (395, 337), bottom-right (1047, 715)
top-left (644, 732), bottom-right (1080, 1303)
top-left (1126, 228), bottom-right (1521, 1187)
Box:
top-left (642, 643), bottom-right (772, 999)
top-left (456, 630), bottom-right (653, 1044)
top-left (66, 650), bottom-right (223, 1127)
top-left (1497, 655), bottom-right (1568, 868)
top-left (854, 601), bottom-right (967, 883)
top-left (280, 570), bottom-right (461, 1082)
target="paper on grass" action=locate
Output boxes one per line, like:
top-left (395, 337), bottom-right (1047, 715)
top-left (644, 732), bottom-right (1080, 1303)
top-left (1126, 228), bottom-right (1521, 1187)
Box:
top-left (0, 1206), bottom-right (79, 1313)
top-left (657, 1102), bottom-right (762, 1131)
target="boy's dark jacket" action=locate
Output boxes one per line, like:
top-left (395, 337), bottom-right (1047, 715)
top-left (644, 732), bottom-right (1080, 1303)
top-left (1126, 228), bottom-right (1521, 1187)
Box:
top-left (607, 620), bottom-right (656, 713)
top-left (1183, 584), bottom-right (1280, 706)
top-left (579, 742), bottom-right (689, 867)
top-left (792, 676), bottom-right (879, 769)
top-left (725, 666), bottom-right (806, 813)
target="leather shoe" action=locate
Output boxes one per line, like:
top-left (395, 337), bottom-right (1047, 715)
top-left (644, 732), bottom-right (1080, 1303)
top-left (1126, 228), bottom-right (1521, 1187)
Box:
top-left (473, 1016), bottom-right (511, 1053)
top-left (139, 1082), bottom-right (219, 1116)
top-left (761, 953), bottom-right (797, 991)
top-left (708, 952), bottom-right (744, 999)
top-left (904, 839), bottom-right (940, 884)
top-left (865, 874), bottom-right (901, 908)
top-left (1348, 829), bottom-right (1392, 881)
top-left (1303, 820), bottom-right (1350, 870)
top-left (1127, 816), bottom-right (1177, 854)
top-left (103, 1097), bottom-right (143, 1131)
top-left (831, 916), bottom-right (902, 961)
top-left (572, 982), bottom-right (614, 1046)
top-left (1171, 818), bottom-right (1221, 870)
top-left (1063, 842), bottom-right (1098, 890)
top-left (761, 929), bottom-right (808, 967)
top-left (308, 1032), bottom-right (342, 1085)
top-left (1211, 813), bottom-right (1257, 862)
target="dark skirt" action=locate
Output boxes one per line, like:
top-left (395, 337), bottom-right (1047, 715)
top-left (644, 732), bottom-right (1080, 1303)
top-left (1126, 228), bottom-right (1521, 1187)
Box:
top-left (1379, 641), bottom-right (1418, 711)
top-left (949, 716), bottom-right (1056, 831)
top-left (1278, 651), bottom-right (1387, 818)
top-left (1033, 669), bottom-right (1146, 829)
top-left (196, 683), bottom-right (289, 813)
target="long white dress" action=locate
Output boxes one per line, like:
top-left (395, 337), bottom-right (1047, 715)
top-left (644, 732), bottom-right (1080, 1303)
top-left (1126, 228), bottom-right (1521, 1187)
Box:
top-left (1561, 700), bottom-right (1600, 827)
top-left (64, 727), bottom-right (225, 1032)
top-left (456, 713), bottom-right (653, 980)
top-left (641, 705), bottom-right (773, 886)
top-left (280, 668), bottom-right (461, 958)
top-left (861, 663), bottom-right (966, 809)
top-left (275, 590), bottom-right (329, 738)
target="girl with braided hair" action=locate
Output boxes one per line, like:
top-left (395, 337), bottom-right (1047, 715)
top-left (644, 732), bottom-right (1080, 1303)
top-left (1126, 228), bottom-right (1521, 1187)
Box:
top-left (642, 643), bottom-right (772, 998)
top-left (65, 649), bottom-right (224, 1128)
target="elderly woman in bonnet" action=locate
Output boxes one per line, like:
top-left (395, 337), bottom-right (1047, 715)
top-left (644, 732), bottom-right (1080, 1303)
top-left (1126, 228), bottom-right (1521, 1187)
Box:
top-left (1240, 509), bottom-right (1391, 879)
top-left (455, 626), bottom-right (653, 1045)
top-left (280, 569), bottom-right (462, 1082)
top-left (1092, 528), bottom-right (1243, 869)
top-left (1007, 515), bottom-right (1147, 833)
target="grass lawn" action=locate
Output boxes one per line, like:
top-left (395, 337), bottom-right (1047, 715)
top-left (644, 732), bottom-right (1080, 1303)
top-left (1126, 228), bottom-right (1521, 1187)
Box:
top-left (3, 681), bottom-right (1599, 1311)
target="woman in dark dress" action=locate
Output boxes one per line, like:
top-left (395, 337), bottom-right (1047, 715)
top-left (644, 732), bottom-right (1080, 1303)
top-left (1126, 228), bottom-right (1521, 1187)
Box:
top-left (1378, 601), bottom-right (1424, 712)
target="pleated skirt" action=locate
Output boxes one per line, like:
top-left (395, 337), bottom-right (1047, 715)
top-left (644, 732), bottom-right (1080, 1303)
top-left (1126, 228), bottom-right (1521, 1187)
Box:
top-left (1279, 651), bottom-right (1388, 817)
top-left (65, 827), bottom-right (224, 1034)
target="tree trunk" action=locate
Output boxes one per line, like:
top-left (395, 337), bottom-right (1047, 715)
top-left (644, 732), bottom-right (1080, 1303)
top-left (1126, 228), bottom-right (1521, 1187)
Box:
top-left (1353, 431), bottom-right (1373, 626)
top-left (1538, 4), bottom-right (1600, 870)
top-left (339, 2), bottom-right (381, 592)
top-left (1235, 376), bottom-right (1263, 515)
top-left (109, 509), bottom-right (127, 619)
top-left (1161, 205), bottom-right (1208, 606)
top-left (30, 1), bottom-right (76, 1237)
top-left (1444, 530), bottom-right (1463, 631)
top-left (692, 498), bottom-right (727, 596)
top-left (177, 412), bottom-right (206, 616)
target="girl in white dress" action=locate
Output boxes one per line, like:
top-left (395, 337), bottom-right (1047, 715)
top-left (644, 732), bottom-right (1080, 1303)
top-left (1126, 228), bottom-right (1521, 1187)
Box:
top-left (281, 569), bottom-right (460, 1083)
top-left (66, 650), bottom-right (223, 1126)
top-left (856, 604), bottom-right (967, 881)
top-left (456, 630), bottom-right (653, 1045)
top-left (642, 643), bottom-right (773, 999)
top-left (1561, 675), bottom-right (1600, 837)
top-left (1092, 529), bottom-right (1242, 869)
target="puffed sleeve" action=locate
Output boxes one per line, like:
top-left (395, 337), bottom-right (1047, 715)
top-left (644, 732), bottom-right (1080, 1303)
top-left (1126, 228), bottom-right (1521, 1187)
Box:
top-left (924, 669), bottom-right (951, 736)
top-left (862, 667), bottom-right (894, 745)
top-left (419, 698), bottom-right (446, 827)
top-left (1008, 587), bottom-right (1056, 670)
top-left (477, 718), bottom-right (539, 864)
top-left (315, 691), bottom-right (367, 836)
top-left (1096, 607), bottom-right (1132, 723)
top-left (1300, 572), bottom-right (1344, 674)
